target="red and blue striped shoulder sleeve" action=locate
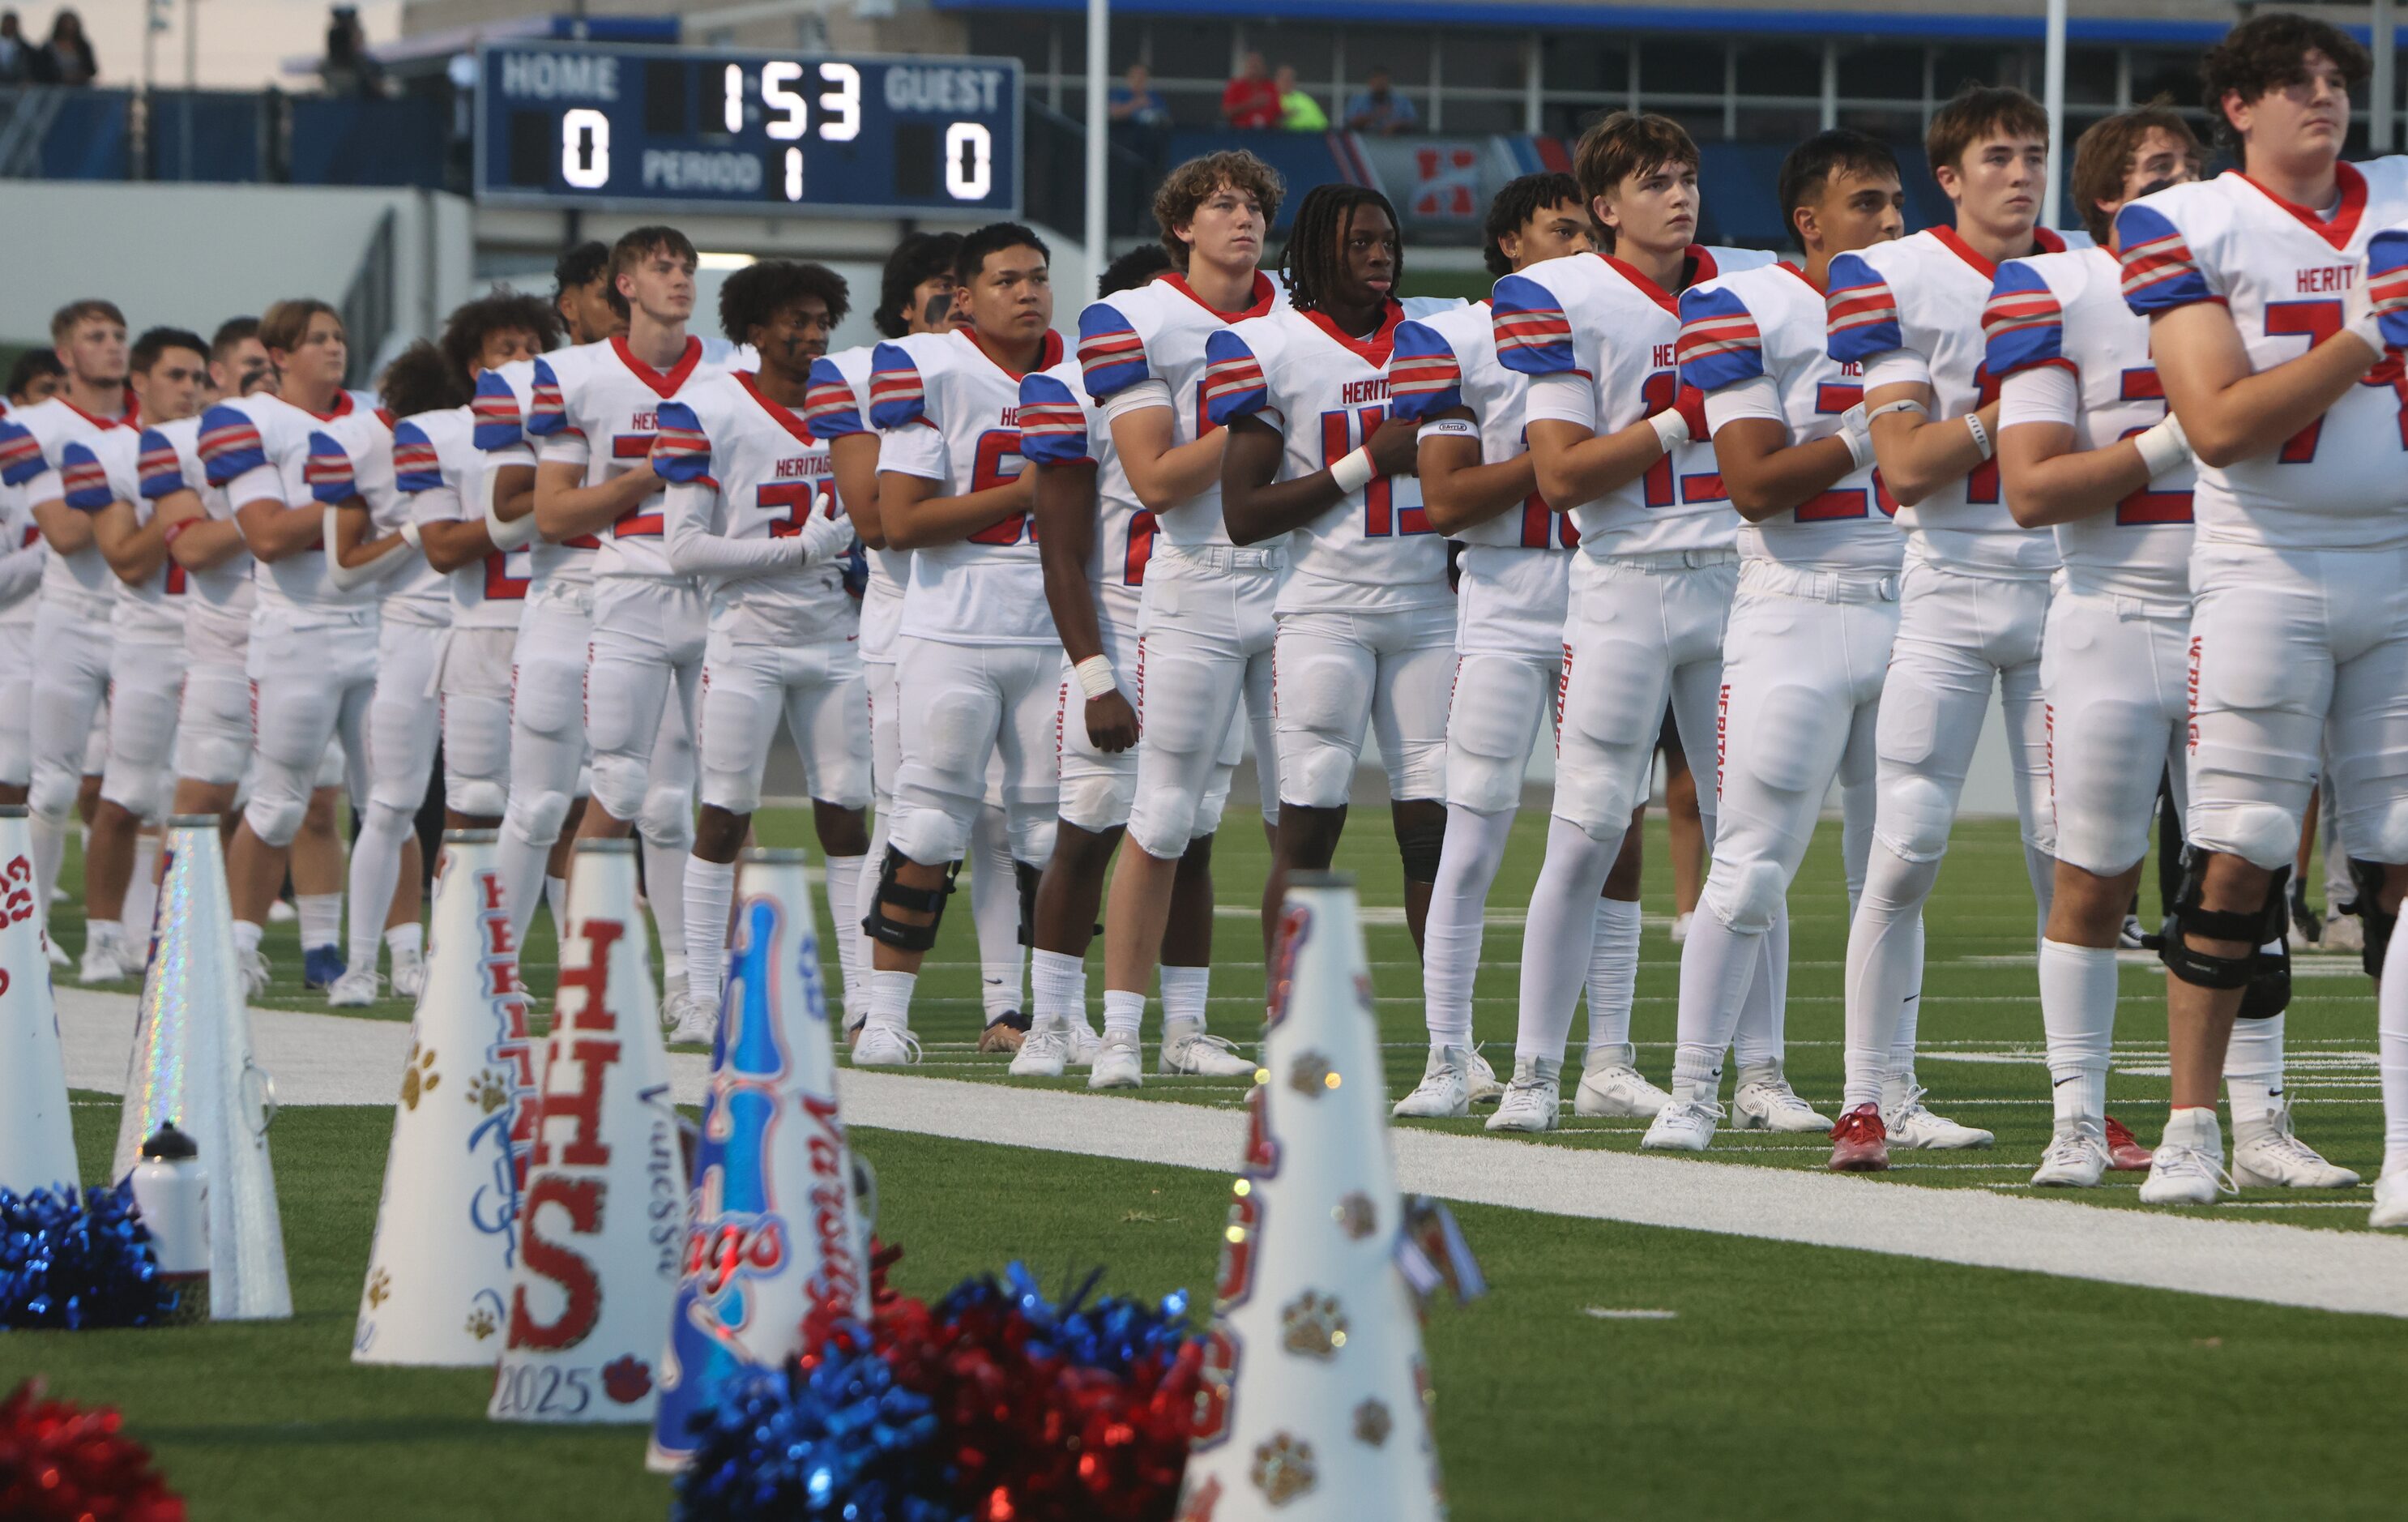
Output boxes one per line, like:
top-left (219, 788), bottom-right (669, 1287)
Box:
top-left (1675, 285), bottom-right (1767, 391)
top-left (867, 342), bottom-right (929, 430)
top-left (198, 404), bottom-right (267, 485)
top-left (1981, 262), bottom-right (2069, 379)
top-left (650, 400), bottom-right (714, 484)
top-left (2113, 203), bottom-right (2215, 315)
top-left (1201, 329), bottom-right (1270, 428)
top-left (1491, 274), bottom-right (1578, 378)
top-left (2368, 228), bottom-right (2408, 350)
top-left (1825, 254), bottom-right (1902, 364)
top-left (1075, 300), bottom-right (1150, 399)
top-left (0, 421), bottom-right (41, 487)
top-left (1017, 372), bottom-right (1093, 466)
top-left (524, 358), bottom-right (570, 438)
top-left (138, 429), bottom-right (186, 498)
top-left (304, 430), bottom-right (358, 504)
top-left (472, 370), bottom-right (527, 452)
top-left (60, 441), bottom-right (115, 511)
top-left (803, 357), bottom-right (865, 437)
top-left (1385, 320), bottom-right (1466, 421)
top-left (391, 420), bottom-right (445, 493)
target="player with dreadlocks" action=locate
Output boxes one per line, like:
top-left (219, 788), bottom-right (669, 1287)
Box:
top-left (1206, 183), bottom-right (1463, 953)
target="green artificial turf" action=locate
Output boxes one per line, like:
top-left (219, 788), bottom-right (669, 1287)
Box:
top-left (6, 1100), bottom-right (2402, 1520)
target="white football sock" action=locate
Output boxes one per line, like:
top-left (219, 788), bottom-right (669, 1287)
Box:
top-left (682, 855), bottom-right (736, 1006)
top-left (969, 806), bottom-right (1023, 1018)
top-left (1671, 906), bottom-right (1757, 1077)
top-left (822, 853), bottom-right (865, 1026)
top-left (345, 804), bottom-right (412, 971)
top-left (494, 817), bottom-right (552, 953)
top-left (1730, 903), bottom-right (1790, 1073)
top-left (125, 834), bottom-right (160, 943)
top-left (868, 968), bottom-right (916, 1032)
top-left (641, 834), bottom-right (688, 985)
top-left (852, 829), bottom-right (884, 1029)
top-left (1582, 896), bottom-right (1642, 1060)
top-left (544, 874), bottom-right (570, 934)
top-left (1512, 816), bottom-right (1622, 1062)
top-left (1421, 803), bottom-right (1514, 1049)
top-left (384, 922), bottom-right (423, 964)
top-left (2380, 921), bottom-right (2408, 1174)
top-left (29, 812), bottom-right (66, 933)
top-left (2038, 938), bottom-right (2116, 1132)
top-left (1843, 842), bottom-right (1939, 1110)
top-left (1031, 947), bottom-right (1086, 1027)
top-left (233, 918), bottom-right (264, 956)
top-left (2023, 840), bottom-right (2056, 940)
top-left (1103, 986), bottom-right (1145, 1038)
top-left (1160, 964), bottom-right (1209, 1030)
top-left (2223, 1008), bottom-right (2286, 1127)
top-left (297, 892), bottom-right (342, 951)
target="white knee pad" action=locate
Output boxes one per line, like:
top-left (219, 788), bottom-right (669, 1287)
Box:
top-left (100, 764), bottom-right (171, 825)
top-left (640, 781), bottom-right (695, 852)
top-left (1057, 767), bottom-right (1134, 835)
top-left (885, 795), bottom-right (973, 868)
top-left (360, 795), bottom-right (416, 841)
top-left (28, 763), bottom-right (79, 824)
top-left (1445, 666), bottom-right (1545, 816)
top-left (1706, 857), bottom-right (1790, 936)
top-left (1192, 767), bottom-right (1236, 842)
top-left (2190, 799), bottom-right (2302, 873)
top-left (1384, 737), bottom-right (1446, 804)
top-left (448, 777), bottom-right (508, 819)
top-left (242, 782), bottom-right (309, 849)
top-left (506, 785), bottom-right (574, 846)
top-left (1006, 801), bottom-right (1056, 869)
top-left (1278, 648), bottom-right (1369, 810)
top-left (587, 753), bottom-right (648, 827)
top-left (1745, 684), bottom-right (1847, 795)
top-left (1877, 772), bottom-right (1958, 863)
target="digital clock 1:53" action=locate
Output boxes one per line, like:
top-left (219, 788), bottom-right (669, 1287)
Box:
top-left (474, 41), bottom-right (1023, 219)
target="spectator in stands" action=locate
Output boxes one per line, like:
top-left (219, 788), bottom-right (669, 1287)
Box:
top-left (1221, 51), bottom-right (1282, 130)
top-left (1343, 68), bottom-right (1419, 135)
top-left (33, 9), bottom-right (95, 86)
top-left (0, 13), bottom-right (28, 85)
top-left (321, 6), bottom-right (383, 96)
top-left (1275, 65), bottom-right (1327, 131)
top-left (1109, 63), bottom-right (1170, 129)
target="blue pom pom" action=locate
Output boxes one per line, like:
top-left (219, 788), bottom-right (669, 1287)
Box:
top-left (0, 1182), bottom-right (169, 1331)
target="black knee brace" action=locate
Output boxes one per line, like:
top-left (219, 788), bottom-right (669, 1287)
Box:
top-left (2349, 858), bottom-right (2398, 979)
top-left (2158, 849), bottom-right (2287, 993)
top-left (2240, 934), bottom-right (2291, 1020)
top-left (1395, 809), bottom-right (1445, 887)
top-left (861, 846), bottom-right (959, 952)
top-left (1014, 857), bottom-right (1042, 948)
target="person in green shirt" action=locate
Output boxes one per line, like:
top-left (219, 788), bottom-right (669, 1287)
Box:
top-left (1274, 65), bottom-right (1328, 131)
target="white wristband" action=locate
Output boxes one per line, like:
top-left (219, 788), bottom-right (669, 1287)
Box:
top-left (1838, 404), bottom-right (1876, 470)
top-left (399, 520), bottom-right (422, 550)
top-left (483, 494), bottom-right (540, 550)
top-left (1329, 447), bottom-right (1377, 494)
top-left (1865, 398), bottom-right (1926, 424)
top-left (1074, 655), bottom-right (1117, 699)
top-left (1963, 412), bottom-right (1994, 460)
top-left (1415, 417), bottom-right (1479, 442)
top-left (2133, 414), bottom-right (2191, 478)
top-left (1649, 408), bottom-right (1690, 455)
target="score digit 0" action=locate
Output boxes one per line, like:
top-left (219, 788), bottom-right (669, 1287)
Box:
top-left (945, 122), bottom-right (992, 200)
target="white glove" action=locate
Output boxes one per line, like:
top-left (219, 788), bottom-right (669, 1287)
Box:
top-left (2344, 275), bottom-right (2388, 356)
top-left (792, 502), bottom-right (854, 566)
top-left (2132, 413), bottom-right (2192, 478)
top-left (1837, 403), bottom-right (1876, 470)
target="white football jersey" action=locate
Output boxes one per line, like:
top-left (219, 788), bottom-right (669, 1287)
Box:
top-left (1496, 246), bottom-right (1772, 557)
top-left (62, 429), bottom-right (185, 640)
top-left (1826, 226), bottom-right (2069, 575)
top-left (806, 343), bottom-right (904, 654)
top-left (473, 359), bottom-right (596, 590)
top-left (1387, 298), bottom-right (1574, 552)
top-left (1019, 353), bottom-right (1153, 635)
top-left (138, 417), bottom-right (252, 618)
top-left (1987, 245), bottom-right (2192, 601)
top-left (1203, 298), bottom-right (1460, 611)
top-left (398, 405), bottom-right (531, 631)
top-left (0, 477), bottom-right (42, 628)
top-left (0, 395), bottom-right (137, 606)
top-left (530, 336), bottom-right (723, 579)
top-left (654, 370), bottom-right (853, 645)
top-left (319, 408), bottom-right (446, 622)
top-left (2116, 160), bottom-right (2408, 550)
top-left (1676, 259), bottom-right (1903, 574)
top-left (870, 327), bottom-right (1065, 647)
top-left (1077, 271), bottom-right (1287, 549)
top-left (200, 391), bottom-right (379, 619)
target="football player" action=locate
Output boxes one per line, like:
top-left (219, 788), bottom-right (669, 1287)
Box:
top-left (395, 291), bottom-right (559, 836)
top-left (61, 327), bottom-right (211, 981)
top-left (1210, 185), bottom-right (1457, 978)
top-left (1656, 130), bottom-right (1912, 1146)
top-left (857, 222), bottom-right (1063, 1065)
top-left (655, 260), bottom-right (869, 1041)
top-left (1823, 86), bottom-right (2066, 1170)
top-left (2111, 17), bottom-right (2408, 1218)
top-left (207, 318), bottom-right (271, 407)
top-left (0, 358), bottom-right (58, 810)
top-left (3, 299), bottom-right (134, 955)
top-left (1484, 114), bottom-right (1771, 1135)
top-left (1387, 172), bottom-right (1662, 1121)
top-left (1078, 152), bottom-right (1290, 1077)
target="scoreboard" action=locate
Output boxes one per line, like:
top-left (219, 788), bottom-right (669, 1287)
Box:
top-left (473, 41), bottom-right (1022, 219)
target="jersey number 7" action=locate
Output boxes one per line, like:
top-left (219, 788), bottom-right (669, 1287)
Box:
top-left (2264, 301), bottom-right (2408, 462)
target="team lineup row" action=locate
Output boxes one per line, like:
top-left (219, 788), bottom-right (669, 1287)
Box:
top-left (5, 11), bottom-right (2406, 1226)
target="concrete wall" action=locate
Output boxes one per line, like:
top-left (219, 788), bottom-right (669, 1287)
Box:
top-left (0, 182), bottom-right (476, 359)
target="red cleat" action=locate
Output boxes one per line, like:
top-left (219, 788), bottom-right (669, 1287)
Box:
top-left (1828, 1103), bottom-right (1889, 1172)
top-left (2104, 1115), bottom-right (2154, 1171)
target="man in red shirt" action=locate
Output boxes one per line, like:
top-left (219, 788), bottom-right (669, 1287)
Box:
top-left (1221, 51), bottom-right (1281, 130)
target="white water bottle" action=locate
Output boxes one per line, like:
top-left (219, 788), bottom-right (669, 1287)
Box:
top-left (129, 1123), bottom-right (210, 1323)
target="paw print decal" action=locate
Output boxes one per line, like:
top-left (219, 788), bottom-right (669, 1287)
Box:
top-left (465, 1068), bottom-right (509, 1114)
top-left (601, 1355), bottom-right (652, 1404)
top-left (365, 1268), bottom-right (392, 1308)
top-left (465, 1306), bottom-right (498, 1340)
top-left (399, 1041), bottom-right (439, 1110)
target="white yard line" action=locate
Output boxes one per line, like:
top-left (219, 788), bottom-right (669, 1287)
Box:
top-left (53, 989), bottom-right (2408, 1320)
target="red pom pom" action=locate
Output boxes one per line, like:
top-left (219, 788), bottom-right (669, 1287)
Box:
top-left (0, 1380), bottom-right (186, 1522)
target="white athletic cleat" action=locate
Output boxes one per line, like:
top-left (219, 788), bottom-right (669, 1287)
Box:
top-left (1641, 1092), bottom-right (1724, 1152)
top-left (390, 951), bottom-right (425, 1000)
top-left (1070, 1018), bottom-right (1103, 1068)
top-left (1159, 1018), bottom-right (1257, 1077)
top-left (851, 1023), bottom-right (920, 1067)
top-left (2030, 1127), bottom-right (2110, 1188)
top-left (237, 947), bottom-right (271, 1002)
top-left (1393, 1045), bottom-right (1473, 1119)
top-left (2321, 911), bottom-right (2365, 956)
top-left (78, 924), bottom-right (129, 984)
top-left (1088, 1030), bottom-right (1142, 1089)
top-left (45, 933), bottom-right (68, 968)
top-left (666, 992), bottom-right (719, 1047)
top-left (2139, 1110), bottom-right (2231, 1205)
top-left (1668, 911), bottom-right (1693, 944)
top-left (1884, 1085), bottom-right (1995, 1149)
top-left (325, 968), bottom-right (382, 1009)
top-left (1731, 1066), bottom-right (1830, 1132)
top-left (1008, 1017), bottom-right (1074, 1078)
top-left (2231, 1103), bottom-right (2360, 1189)
top-left (1466, 1045), bottom-right (1504, 1105)
top-left (1573, 1045), bottom-right (1670, 1118)
top-left (2372, 1169), bottom-right (2408, 1229)
top-left (1484, 1057), bottom-right (1561, 1133)
top-left (267, 898), bottom-right (297, 924)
